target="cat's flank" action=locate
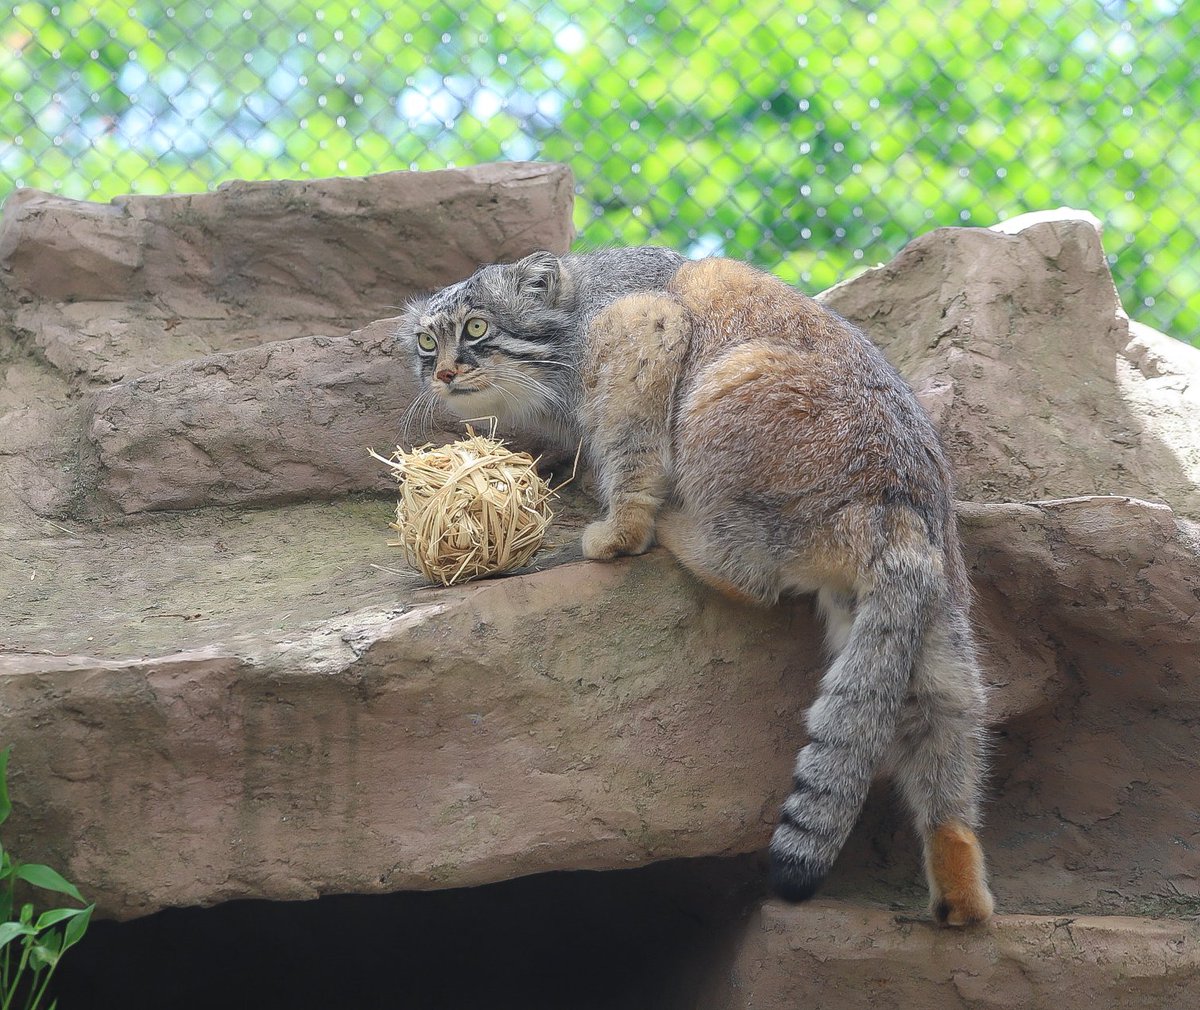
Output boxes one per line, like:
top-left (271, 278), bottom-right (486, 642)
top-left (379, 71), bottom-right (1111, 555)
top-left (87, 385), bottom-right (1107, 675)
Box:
top-left (399, 248), bottom-right (995, 926)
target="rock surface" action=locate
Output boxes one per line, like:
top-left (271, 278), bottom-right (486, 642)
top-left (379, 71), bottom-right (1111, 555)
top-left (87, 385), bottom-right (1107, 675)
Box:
top-left (703, 902), bottom-right (1200, 1010)
top-left (1, 190), bottom-right (1198, 1003)
top-left (821, 213), bottom-right (1200, 518)
top-left (85, 318), bottom-right (460, 512)
top-left (2, 495), bottom-right (1196, 922)
top-left (0, 162), bottom-right (574, 383)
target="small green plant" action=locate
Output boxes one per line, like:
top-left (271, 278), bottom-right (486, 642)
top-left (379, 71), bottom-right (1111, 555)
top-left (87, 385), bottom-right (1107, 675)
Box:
top-left (0, 747), bottom-right (93, 1010)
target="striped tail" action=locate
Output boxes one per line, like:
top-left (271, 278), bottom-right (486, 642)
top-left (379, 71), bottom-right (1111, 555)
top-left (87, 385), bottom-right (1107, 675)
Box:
top-left (769, 546), bottom-right (942, 901)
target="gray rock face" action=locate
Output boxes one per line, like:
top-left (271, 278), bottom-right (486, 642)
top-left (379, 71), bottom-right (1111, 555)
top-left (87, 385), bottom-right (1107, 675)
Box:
top-left (85, 318), bottom-right (460, 513)
top-left (0, 162), bottom-right (575, 383)
top-left (820, 214), bottom-right (1200, 519)
top-left (1, 191), bottom-right (1198, 1000)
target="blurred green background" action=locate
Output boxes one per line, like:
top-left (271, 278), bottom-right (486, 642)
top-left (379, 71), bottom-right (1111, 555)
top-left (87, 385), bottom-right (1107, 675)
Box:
top-left (2, 0), bottom-right (1196, 343)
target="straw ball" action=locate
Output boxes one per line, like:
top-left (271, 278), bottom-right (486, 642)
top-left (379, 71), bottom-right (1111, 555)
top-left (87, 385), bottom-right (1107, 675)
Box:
top-left (370, 429), bottom-right (554, 586)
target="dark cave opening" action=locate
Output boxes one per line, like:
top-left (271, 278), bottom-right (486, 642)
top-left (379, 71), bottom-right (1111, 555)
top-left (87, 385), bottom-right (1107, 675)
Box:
top-left (51, 855), bottom-right (766, 1010)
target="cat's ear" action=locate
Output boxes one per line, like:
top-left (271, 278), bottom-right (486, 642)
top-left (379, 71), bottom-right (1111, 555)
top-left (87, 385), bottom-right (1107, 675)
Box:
top-left (511, 250), bottom-right (563, 304)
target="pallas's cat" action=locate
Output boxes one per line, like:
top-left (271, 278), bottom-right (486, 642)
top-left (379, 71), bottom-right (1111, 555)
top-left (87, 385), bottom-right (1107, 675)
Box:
top-left (398, 248), bottom-right (994, 925)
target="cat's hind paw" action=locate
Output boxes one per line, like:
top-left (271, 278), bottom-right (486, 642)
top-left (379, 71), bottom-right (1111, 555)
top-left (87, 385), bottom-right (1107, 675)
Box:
top-left (932, 888), bottom-right (995, 927)
top-left (928, 821), bottom-right (995, 927)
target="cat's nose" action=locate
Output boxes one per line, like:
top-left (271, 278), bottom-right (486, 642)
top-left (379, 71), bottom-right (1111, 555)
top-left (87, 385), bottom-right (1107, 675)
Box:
top-left (435, 367), bottom-right (457, 384)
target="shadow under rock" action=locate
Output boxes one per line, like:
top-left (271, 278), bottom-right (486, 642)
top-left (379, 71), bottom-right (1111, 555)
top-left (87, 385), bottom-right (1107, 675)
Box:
top-left (52, 855), bottom-right (766, 1010)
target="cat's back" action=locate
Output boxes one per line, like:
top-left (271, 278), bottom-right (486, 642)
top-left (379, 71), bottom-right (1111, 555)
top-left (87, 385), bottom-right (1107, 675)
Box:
top-left (668, 257), bottom-right (851, 357)
top-left (668, 257), bottom-right (929, 422)
top-left (567, 246), bottom-right (685, 320)
top-left (666, 257), bottom-right (955, 549)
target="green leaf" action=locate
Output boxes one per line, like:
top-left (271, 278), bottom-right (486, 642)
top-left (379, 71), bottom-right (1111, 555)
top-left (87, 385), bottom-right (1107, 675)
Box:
top-left (30, 932), bottom-right (62, 969)
top-left (0, 745), bottom-right (10, 826)
top-left (0, 920), bottom-right (34, 951)
top-left (34, 907), bottom-right (88, 932)
top-left (13, 865), bottom-right (85, 904)
top-left (61, 905), bottom-right (93, 952)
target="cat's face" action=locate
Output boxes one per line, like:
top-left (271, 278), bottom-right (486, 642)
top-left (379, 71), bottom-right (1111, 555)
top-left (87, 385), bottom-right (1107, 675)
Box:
top-left (398, 251), bottom-right (574, 428)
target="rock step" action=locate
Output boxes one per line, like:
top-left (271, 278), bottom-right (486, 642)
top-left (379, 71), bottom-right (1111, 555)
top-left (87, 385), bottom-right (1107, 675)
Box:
top-left (0, 162), bottom-right (575, 383)
top-left (2, 496), bottom-right (1196, 923)
top-left (707, 900), bottom-right (1200, 1010)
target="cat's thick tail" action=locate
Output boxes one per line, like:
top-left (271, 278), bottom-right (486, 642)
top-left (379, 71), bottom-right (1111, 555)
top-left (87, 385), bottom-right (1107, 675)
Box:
top-left (768, 544), bottom-right (942, 902)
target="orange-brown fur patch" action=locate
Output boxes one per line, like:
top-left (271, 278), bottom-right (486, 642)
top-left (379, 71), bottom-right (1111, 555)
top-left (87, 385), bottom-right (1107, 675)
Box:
top-left (928, 821), bottom-right (994, 926)
top-left (685, 343), bottom-right (812, 418)
top-left (668, 259), bottom-right (844, 352)
top-left (680, 566), bottom-right (761, 606)
top-left (668, 257), bottom-right (766, 308)
top-left (584, 292), bottom-right (689, 405)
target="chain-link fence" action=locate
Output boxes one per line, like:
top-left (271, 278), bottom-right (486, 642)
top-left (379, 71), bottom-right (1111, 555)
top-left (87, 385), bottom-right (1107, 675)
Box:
top-left (2, 1), bottom-right (1196, 342)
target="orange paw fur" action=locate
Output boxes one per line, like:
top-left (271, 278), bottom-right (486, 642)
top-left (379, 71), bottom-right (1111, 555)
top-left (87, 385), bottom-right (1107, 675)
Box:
top-left (929, 821), bottom-right (995, 927)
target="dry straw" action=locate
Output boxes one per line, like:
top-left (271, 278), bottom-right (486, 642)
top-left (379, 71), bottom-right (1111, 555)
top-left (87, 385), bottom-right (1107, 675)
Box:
top-left (369, 427), bottom-right (555, 586)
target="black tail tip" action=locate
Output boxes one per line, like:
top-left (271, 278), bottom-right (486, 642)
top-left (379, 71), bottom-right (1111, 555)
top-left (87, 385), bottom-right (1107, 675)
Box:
top-left (768, 850), bottom-right (828, 903)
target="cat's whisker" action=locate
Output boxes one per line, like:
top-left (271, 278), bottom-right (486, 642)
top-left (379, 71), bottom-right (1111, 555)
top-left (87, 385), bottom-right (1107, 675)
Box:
top-left (493, 363), bottom-right (562, 394)
top-left (397, 390), bottom-right (429, 444)
top-left (422, 388), bottom-right (439, 438)
top-left (520, 359), bottom-right (578, 371)
top-left (492, 371), bottom-right (559, 414)
top-left (502, 370), bottom-right (573, 414)
top-left (486, 379), bottom-right (521, 412)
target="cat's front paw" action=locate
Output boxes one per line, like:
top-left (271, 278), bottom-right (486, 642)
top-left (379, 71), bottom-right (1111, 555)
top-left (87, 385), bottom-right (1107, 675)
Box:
top-left (582, 516), bottom-right (655, 560)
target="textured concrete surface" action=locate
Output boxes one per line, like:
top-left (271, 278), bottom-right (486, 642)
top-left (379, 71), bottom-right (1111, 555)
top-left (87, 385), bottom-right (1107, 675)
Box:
top-left (0, 162), bottom-right (575, 382)
top-left (1, 197), bottom-right (1196, 1010)
top-left (703, 901), bottom-right (1200, 1010)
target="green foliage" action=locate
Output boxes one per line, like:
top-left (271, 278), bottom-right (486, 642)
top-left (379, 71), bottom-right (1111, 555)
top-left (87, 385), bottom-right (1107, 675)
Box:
top-left (0, 748), bottom-right (93, 1010)
top-left (0, 0), bottom-right (1196, 343)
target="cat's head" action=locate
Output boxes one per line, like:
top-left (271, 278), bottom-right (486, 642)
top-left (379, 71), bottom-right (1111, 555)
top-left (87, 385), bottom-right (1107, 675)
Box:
top-left (398, 251), bottom-right (577, 426)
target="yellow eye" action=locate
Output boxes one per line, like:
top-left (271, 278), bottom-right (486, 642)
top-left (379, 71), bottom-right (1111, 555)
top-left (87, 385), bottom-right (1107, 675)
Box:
top-left (416, 332), bottom-right (437, 353)
top-left (465, 318), bottom-right (488, 339)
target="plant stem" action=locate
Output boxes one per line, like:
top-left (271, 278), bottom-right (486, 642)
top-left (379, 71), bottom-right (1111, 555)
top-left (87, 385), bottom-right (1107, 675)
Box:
top-left (23, 963), bottom-right (54, 1010)
top-left (1, 939), bottom-right (32, 1010)
top-left (19, 964), bottom-right (41, 1010)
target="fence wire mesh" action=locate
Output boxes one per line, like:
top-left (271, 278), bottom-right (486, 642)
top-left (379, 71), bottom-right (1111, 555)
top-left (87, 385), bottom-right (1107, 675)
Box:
top-left (2, 0), bottom-right (1196, 341)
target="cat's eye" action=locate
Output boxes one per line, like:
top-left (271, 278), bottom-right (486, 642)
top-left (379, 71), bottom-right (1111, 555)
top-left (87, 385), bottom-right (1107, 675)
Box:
top-left (464, 318), bottom-right (488, 340)
top-left (416, 332), bottom-right (437, 353)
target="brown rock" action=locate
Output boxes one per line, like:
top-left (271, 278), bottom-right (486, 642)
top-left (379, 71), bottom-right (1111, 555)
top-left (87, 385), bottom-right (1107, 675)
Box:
top-left (820, 209), bottom-right (1200, 519)
top-left (704, 901), bottom-right (1200, 1010)
top-left (1, 495), bottom-right (1196, 922)
top-left (1, 195), bottom-right (1197, 1002)
top-left (84, 317), bottom-right (461, 513)
top-left (0, 544), bottom-right (814, 919)
top-left (0, 162), bottom-right (575, 382)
